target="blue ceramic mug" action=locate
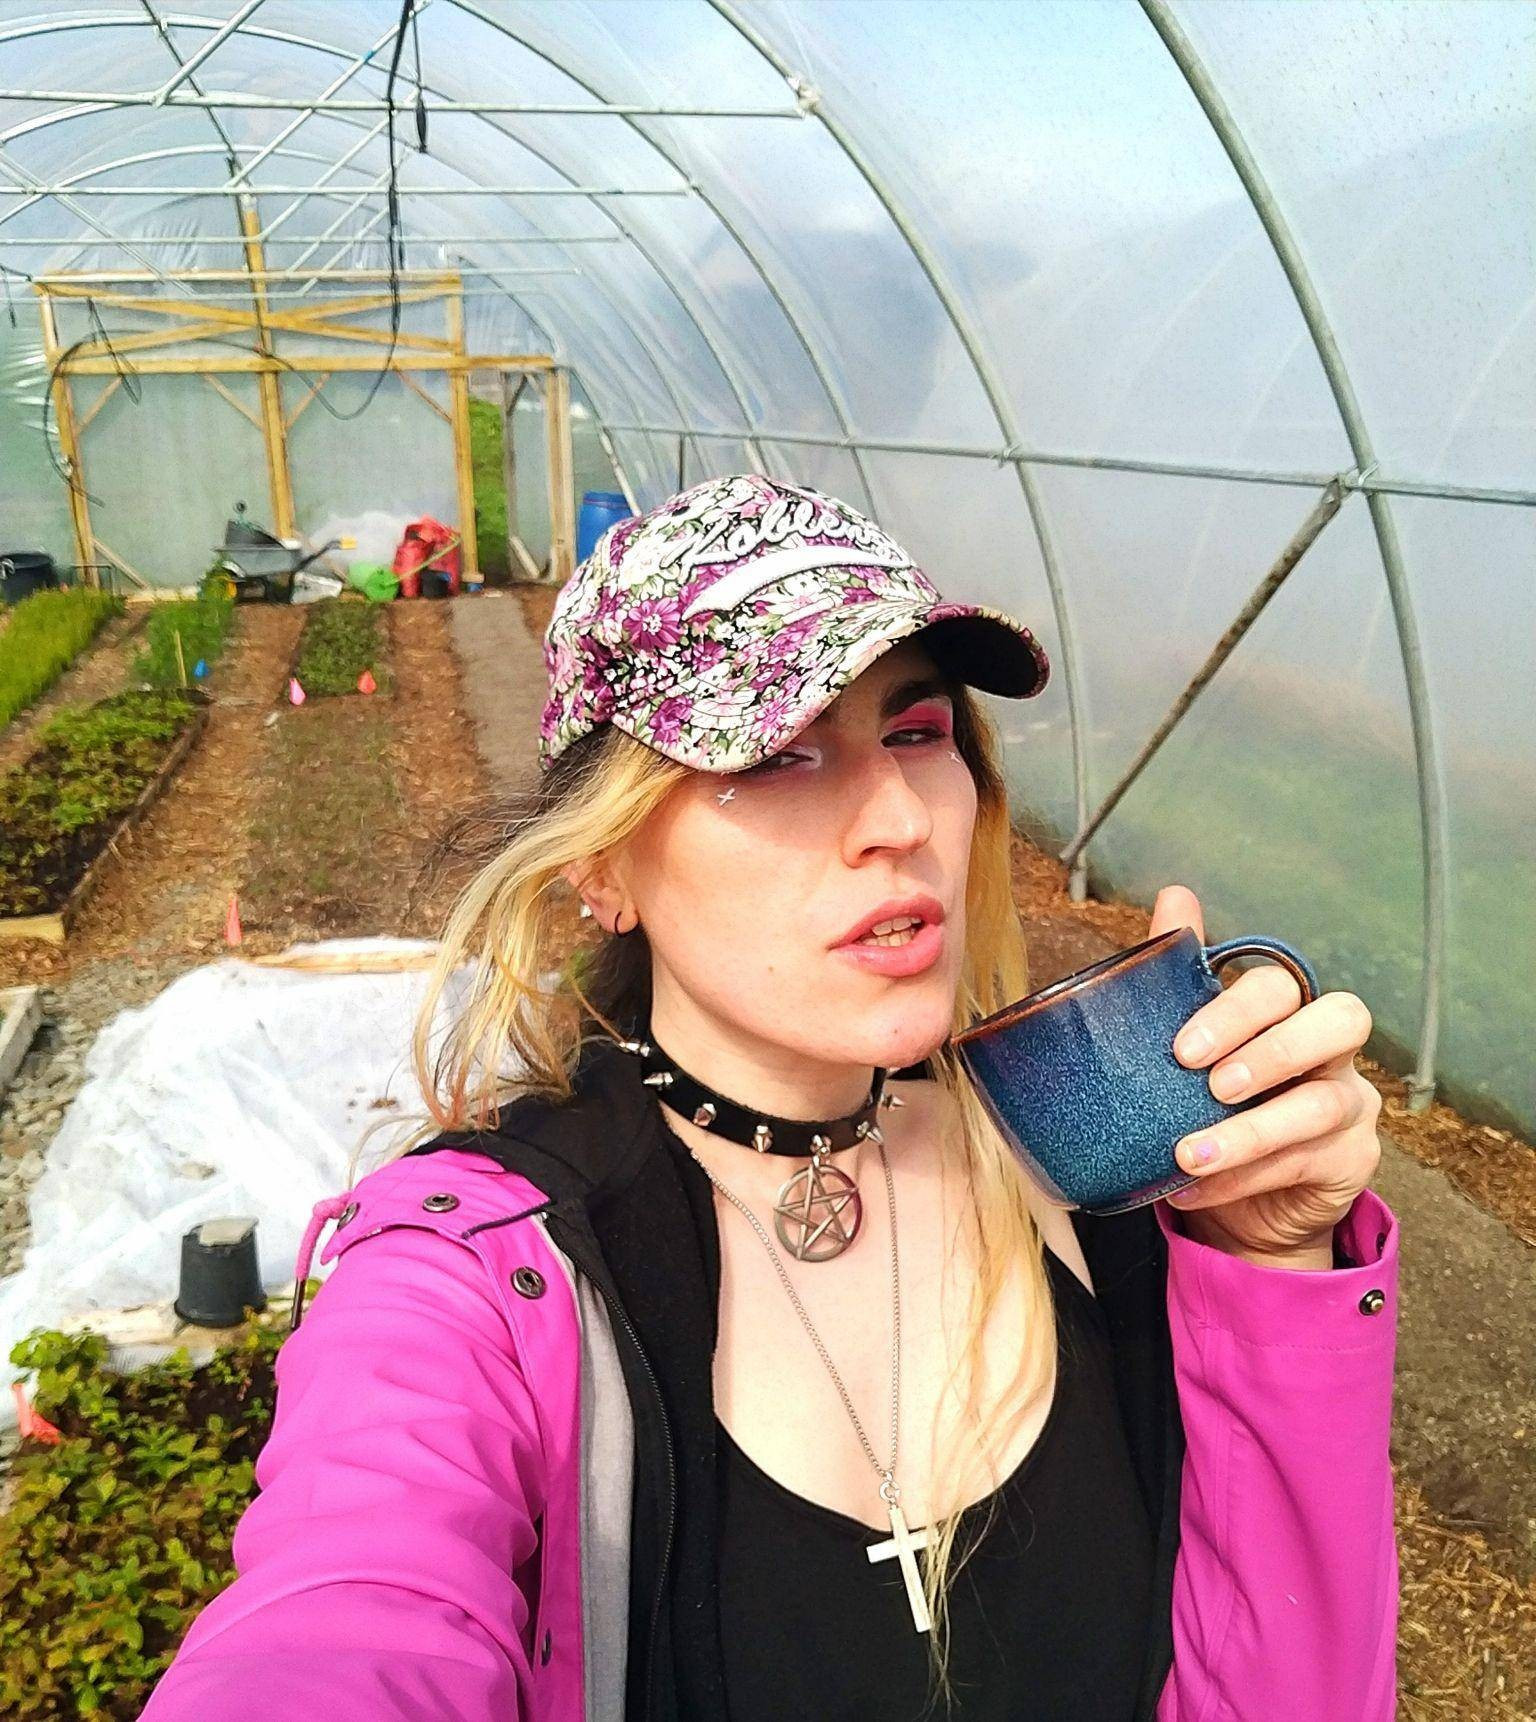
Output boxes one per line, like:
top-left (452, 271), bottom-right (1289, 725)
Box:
top-left (950, 926), bottom-right (1321, 1215)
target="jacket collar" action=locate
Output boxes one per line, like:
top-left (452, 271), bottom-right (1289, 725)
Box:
top-left (421, 1034), bottom-right (664, 1205)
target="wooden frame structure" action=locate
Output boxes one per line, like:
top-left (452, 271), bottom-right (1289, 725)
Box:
top-left (33, 252), bottom-right (577, 591)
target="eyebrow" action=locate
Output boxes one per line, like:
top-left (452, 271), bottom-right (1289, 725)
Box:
top-left (815, 674), bottom-right (957, 728)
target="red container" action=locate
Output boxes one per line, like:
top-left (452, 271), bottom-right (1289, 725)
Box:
top-left (392, 517), bottom-right (462, 599)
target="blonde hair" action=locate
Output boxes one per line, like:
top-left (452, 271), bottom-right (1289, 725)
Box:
top-left (378, 683), bottom-right (1057, 1711)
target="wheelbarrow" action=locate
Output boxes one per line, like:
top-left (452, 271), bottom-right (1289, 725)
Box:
top-left (211, 502), bottom-right (355, 605)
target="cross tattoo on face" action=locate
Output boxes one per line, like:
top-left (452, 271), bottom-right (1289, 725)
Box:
top-left (867, 1498), bottom-right (933, 1632)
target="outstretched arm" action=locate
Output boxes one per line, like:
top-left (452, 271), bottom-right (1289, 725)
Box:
top-left (140, 1223), bottom-right (546, 1720)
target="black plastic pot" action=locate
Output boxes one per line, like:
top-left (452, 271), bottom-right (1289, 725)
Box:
top-left (174, 1216), bottom-right (267, 1327)
top-left (1, 550), bottom-right (58, 605)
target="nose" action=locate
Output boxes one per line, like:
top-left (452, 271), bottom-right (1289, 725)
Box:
top-left (840, 740), bottom-right (934, 862)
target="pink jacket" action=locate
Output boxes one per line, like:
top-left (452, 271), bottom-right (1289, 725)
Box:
top-left (140, 1147), bottom-right (1399, 1721)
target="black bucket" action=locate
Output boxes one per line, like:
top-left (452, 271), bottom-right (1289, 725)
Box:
top-left (0, 551), bottom-right (58, 605)
top-left (174, 1216), bottom-right (267, 1327)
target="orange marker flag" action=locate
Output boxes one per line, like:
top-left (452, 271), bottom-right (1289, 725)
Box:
top-left (288, 677), bottom-right (306, 706)
top-left (357, 668), bottom-right (377, 695)
top-left (12, 1382), bottom-right (62, 1445)
top-left (225, 892), bottom-right (244, 947)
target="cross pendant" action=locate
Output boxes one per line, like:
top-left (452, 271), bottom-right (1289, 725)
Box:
top-left (866, 1500), bottom-right (933, 1632)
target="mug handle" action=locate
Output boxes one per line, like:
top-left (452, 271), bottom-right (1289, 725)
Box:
top-left (1202, 936), bottom-right (1320, 1006)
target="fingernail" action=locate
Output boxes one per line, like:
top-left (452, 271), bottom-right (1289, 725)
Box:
top-left (1210, 1061), bottom-right (1250, 1101)
top-left (1178, 1137), bottom-right (1220, 1170)
top-left (1177, 1025), bottom-right (1212, 1063)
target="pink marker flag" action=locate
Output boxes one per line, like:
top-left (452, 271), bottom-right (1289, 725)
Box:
top-left (12, 1382), bottom-right (62, 1445)
top-left (289, 677), bottom-right (306, 706)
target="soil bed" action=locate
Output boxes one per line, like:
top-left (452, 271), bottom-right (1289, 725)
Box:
top-left (0, 691), bottom-right (205, 935)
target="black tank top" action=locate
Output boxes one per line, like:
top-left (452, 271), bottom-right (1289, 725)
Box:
top-left (714, 1244), bottom-right (1157, 1720)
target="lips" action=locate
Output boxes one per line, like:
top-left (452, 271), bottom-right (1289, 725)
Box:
top-left (833, 893), bottom-right (946, 949)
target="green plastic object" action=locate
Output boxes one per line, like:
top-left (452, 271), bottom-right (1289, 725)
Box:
top-left (347, 561), bottom-right (400, 603)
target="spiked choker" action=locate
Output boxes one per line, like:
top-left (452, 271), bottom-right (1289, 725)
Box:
top-left (616, 1028), bottom-right (905, 1156)
top-left (615, 1026), bottom-right (911, 1262)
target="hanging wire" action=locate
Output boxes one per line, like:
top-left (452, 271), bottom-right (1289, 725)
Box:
top-left (254, 0), bottom-right (424, 424)
top-left (0, 257), bottom-right (32, 328)
top-left (86, 296), bottom-right (141, 402)
top-left (411, 1), bottom-right (429, 153)
top-left (319, 0), bottom-right (423, 421)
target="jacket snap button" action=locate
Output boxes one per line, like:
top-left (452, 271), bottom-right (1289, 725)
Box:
top-left (512, 1266), bottom-right (546, 1299)
top-left (540, 1627), bottom-right (553, 1666)
top-left (421, 1192), bottom-right (459, 1213)
top-left (1358, 1288), bottom-right (1386, 1315)
top-left (336, 1201), bottom-right (359, 1226)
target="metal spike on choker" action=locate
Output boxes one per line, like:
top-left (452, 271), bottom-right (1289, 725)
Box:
top-left (615, 1028), bottom-right (908, 1262)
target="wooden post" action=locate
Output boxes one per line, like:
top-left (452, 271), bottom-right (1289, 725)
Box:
top-left (545, 366), bottom-right (576, 585)
top-left (35, 289), bottom-right (96, 582)
top-left (500, 370), bottom-right (523, 574)
top-left (240, 203), bottom-right (296, 540)
top-left (445, 276), bottom-right (479, 578)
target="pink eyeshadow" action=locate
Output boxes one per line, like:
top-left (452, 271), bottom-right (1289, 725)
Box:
top-left (895, 701), bottom-right (953, 733)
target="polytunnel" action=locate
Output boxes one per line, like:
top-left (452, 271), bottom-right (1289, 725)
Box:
top-left (0, 0), bottom-right (1531, 1145)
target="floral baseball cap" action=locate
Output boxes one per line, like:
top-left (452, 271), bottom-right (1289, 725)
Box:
top-left (538, 473), bottom-right (1050, 775)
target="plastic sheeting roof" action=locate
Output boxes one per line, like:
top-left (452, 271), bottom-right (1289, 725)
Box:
top-left (0, 1), bottom-right (1532, 1135)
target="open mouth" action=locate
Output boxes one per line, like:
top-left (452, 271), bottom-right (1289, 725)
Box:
top-left (855, 916), bottom-right (925, 948)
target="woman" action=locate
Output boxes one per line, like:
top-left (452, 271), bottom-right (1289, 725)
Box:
top-left (143, 474), bottom-right (1398, 1721)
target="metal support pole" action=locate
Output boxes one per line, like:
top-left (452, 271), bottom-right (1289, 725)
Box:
top-left (18, 182), bottom-right (695, 199)
top-left (1141, 0), bottom-right (1447, 1114)
top-left (0, 6), bottom-right (786, 500)
top-left (0, 91), bottom-right (806, 119)
top-left (595, 422), bottom-right (639, 516)
top-left (1060, 479), bottom-right (1346, 866)
top-left (595, 422), bottom-right (1532, 511)
top-left (449, 0), bottom-right (877, 513)
top-left (707, 0), bottom-right (1092, 903)
top-left (148, 0), bottom-right (268, 102)
top-left (0, 234), bottom-right (625, 247)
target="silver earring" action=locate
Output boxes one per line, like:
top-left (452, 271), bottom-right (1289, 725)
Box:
top-left (717, 786), bottom-right (736, 805)
top-left (578, 901), bottom-right (594, 918)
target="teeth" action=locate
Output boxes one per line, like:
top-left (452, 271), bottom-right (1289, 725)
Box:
top-left (859, 916), bottom-right (923, 947)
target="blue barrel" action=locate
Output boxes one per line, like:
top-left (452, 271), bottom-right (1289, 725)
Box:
top-left (576, 491), bottom-right (633, 563)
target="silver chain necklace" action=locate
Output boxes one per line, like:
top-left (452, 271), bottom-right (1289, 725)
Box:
top-left (690, 1139), bottom-right (935, 1632)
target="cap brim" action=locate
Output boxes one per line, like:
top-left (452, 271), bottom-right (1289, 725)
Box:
top-left (625, 594), bottom-right (1050, 775)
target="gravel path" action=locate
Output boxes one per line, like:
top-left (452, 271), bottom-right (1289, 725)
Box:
top-left (0, 956), bottom-right (194, 1279)
top-left (446, 587), bottom-right (550, 791)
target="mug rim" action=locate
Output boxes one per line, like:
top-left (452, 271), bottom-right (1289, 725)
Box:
top-left (951, 924), bottom-right (1191, 1045)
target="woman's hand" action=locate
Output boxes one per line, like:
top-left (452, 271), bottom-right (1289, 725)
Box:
top-left (1148, 884), bottom-right (1383, 1270)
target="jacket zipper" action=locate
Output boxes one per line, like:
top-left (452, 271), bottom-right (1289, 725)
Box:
top-left (585, 1268), bottom-right (677, 1722)
top-left (540, 1211), bottom-right (676, 1722)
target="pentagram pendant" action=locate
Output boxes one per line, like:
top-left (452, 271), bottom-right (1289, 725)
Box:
top-left (773, 1158), bottom-right (864, 1261)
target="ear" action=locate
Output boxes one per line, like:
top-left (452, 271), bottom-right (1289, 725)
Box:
top-left (561, 860), bottom-right (622, 923)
